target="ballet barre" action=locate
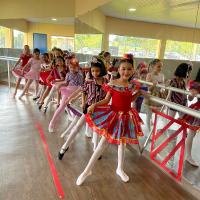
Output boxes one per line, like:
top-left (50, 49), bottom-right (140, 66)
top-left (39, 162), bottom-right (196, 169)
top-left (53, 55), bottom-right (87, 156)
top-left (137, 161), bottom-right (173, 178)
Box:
top-left (137, 79), bottom-right (200, 98)
top-left (141, 95), bottom-right (200, 154)
top-left (0, 56), bottom-right (18, 88)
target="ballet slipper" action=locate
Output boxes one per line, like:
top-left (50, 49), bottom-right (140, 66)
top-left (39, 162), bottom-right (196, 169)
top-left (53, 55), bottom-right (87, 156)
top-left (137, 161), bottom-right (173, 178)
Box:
top-left (48, 124), bottom-right (54, 133)
top-left (58, 147), bottom-right (69, 160)
top-left (76, 171), bottom-right (92, 186)
top-left (116, 169), bottom-right (129, 182)
top-left (85, 131), bottom-right (92, 138)
top-left (18, 94), bottom-right (24, 100)
top-left (186, 157), bottom-right (199, 167)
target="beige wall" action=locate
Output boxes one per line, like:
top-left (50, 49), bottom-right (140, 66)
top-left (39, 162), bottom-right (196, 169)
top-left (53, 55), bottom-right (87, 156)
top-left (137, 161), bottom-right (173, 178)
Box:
top-left (27, 22), bottom-right (75, 49)
top-left (106, 16), bottom-right (200, 43)
top-left (77, 9), bottom-right (106, 33)
top-left (0, 19), bottom-right (28, 32)
top-left (75, 0), bottom-right (111, 17)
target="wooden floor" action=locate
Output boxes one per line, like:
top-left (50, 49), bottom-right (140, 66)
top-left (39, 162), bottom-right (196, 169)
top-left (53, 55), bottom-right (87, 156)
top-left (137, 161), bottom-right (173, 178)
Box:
top-left (0, 84), bottom-right (199, 200)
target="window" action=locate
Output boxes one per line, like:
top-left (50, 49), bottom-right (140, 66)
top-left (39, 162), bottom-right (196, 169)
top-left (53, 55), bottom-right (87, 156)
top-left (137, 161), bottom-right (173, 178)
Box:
top-left (75, 34), bottom-right (102, 55)
top-left (109, 34), bottom-right (160, 58)
top-left (51, 36), bottom-right (74, 51)
top-left (164, 40), bottom-right (194, 60)
top-left (192, 44), bottom-right (200, 61)
top-left (0, 26), bottom-right (10, 48)
top-left (13, 30), bottom-right (25, 49)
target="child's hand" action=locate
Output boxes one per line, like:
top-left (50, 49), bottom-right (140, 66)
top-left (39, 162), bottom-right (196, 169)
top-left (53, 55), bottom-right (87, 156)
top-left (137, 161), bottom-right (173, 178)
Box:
top-left (87, 104), bottom-right (95, 114)
top-left (65, 99), bottom-right (70, 105)
top-left (190, 89), bottom-right (198, 96)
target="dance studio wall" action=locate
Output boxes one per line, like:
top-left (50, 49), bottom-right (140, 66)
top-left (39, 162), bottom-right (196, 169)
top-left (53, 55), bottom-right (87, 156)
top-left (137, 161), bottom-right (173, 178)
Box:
top-left (27, 23), bottom-right (75, 50)
top-left (105, 16), bottom-right (200, 43)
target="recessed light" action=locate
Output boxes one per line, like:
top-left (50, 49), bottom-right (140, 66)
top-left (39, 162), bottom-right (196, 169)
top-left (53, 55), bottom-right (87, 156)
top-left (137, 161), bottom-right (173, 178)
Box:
top-left (128, 8), bottom-right (136, 12)
top-left (51, 18), bottom-right (57, 21)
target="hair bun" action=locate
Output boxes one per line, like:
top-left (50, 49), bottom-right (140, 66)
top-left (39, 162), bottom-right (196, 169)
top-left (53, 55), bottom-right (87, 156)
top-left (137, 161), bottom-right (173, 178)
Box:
top-left (123, 53), bottom-right (134, 60)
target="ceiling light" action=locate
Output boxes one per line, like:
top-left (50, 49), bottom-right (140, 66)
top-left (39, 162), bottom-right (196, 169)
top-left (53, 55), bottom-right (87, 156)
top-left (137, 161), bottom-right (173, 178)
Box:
top-left (51, 18), bottom-right (57, 21)
top-left (128, 8), bottom-right (136, 12)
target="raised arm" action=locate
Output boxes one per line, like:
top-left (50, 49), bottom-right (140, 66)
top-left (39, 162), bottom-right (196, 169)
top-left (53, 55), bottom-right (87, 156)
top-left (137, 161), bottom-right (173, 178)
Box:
top-left (146, 73), bottom-right (156, 92)
top-left (65, 87), bottom-right (82, 105)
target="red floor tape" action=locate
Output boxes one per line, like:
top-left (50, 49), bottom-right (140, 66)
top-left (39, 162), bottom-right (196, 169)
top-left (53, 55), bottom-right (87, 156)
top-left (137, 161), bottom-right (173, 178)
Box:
top-left (35, 123), bottom-right (65, 199)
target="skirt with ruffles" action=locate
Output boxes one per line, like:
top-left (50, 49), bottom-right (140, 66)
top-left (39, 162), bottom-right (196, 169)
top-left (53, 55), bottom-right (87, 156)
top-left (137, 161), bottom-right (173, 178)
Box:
top-left (86, 105), bottom-right (143, 144)
top-left (39, 71), bottom-right (51, 86)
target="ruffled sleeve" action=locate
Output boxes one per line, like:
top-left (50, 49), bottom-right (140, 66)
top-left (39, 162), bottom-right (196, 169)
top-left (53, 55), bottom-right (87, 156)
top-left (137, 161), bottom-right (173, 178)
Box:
top-left (81, 80), bottom-right (89, 95)
top-left (102, 83), bottom-right (114, 95)
top-left (130, 79), bottom-right (141, 91)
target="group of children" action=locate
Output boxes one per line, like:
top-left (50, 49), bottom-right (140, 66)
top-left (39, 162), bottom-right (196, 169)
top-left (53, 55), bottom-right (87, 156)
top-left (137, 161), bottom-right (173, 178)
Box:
top-left (12, 45), bottom-right (200, 185)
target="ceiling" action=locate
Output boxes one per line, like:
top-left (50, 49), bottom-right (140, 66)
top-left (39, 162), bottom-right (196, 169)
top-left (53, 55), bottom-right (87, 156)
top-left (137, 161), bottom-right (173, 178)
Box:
top-left (100, 0), bottom-right (200, 28)
top-left (26, 17), bottom-right (75, 25)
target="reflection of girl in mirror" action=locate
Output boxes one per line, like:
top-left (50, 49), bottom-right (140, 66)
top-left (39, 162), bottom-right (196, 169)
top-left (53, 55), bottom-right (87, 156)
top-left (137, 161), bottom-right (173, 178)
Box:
top-left (167, 63), bottom-right (192, 118)
top-left (143, 59), bottom-right (165, 131)
top-left (165, 63), bottom-right (193, 168)
top-left (182, 79), bottom-right (200, 167)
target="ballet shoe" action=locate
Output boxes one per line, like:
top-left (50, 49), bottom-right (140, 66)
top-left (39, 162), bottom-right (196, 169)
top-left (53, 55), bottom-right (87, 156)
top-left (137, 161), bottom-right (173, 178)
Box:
top-left (38, 103), bottom-right (44, 110)
top-left (98, 155), bottom-right (102, 160)
top-left (58, 147), bottom-right (69, 160)
top-left (43, 106), bottom-right (48, 113)
top-left (76, 171), bottom-right (92, 186)
top-left (85, 132), bottom-right (92, 138)
top-left (48, 125), bottom-right (54, 133)
top-left (116, 169), bottom-right (129, 182)
top-left (33, 96), bottom-right (40, 101)
top-left (18, 94), bottom-right (23, 100)
top-left (186, 157), bottom-right (199, 167)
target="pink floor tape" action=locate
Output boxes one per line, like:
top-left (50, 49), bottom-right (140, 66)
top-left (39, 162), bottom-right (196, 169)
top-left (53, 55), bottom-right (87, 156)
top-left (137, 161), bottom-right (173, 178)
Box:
top-left (35, 123), bottom-right (65, 199)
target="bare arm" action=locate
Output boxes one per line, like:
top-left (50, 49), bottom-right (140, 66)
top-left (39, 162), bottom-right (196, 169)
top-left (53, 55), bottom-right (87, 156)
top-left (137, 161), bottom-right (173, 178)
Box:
top-left (13, 58), bottom-right (21, 69)
top-left (22, 62), bottom-right (31, 72)
top-left (87, 92), bottom-right (112, 114)
top-left (81, 93), bottom-right (87, 110)
top-left (146, 73), bottom-right (156, 92)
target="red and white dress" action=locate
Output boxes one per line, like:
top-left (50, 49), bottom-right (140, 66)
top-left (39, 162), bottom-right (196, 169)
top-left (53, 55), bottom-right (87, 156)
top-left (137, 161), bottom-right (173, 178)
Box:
top-left (86, 82), bottom-right (144, 144)
top-left (12, 53), bottom-right (32, 78)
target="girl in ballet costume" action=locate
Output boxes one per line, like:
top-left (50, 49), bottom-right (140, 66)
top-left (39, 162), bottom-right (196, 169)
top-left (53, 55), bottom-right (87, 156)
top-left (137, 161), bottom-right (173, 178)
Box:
top-left (76, 58), bottom-right (145, 186)
top-left (19, 48), bottom-right (42, 100)
top-left (48, 58), bottom-right (83, 133)
top-left (12, 45), bottom-right (32, 97)
top-left (182, 80), bottom-right (200, 167)
top-left (33, 53), bottom-right (52, 101)
top-left (58, 58), bottom-right (108, 160)
top-left (37, 56), bottom-right (68, 110)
